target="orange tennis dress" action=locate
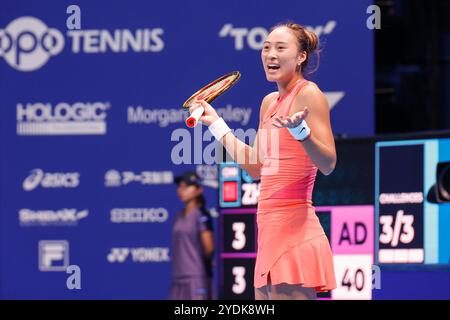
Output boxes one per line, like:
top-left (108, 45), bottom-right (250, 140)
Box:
top-left (254, 80), bottom-right (336, 292)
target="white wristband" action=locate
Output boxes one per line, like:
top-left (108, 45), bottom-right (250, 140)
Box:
top-left (208, 117), bottom-right (231, 141)
top-left (287, 120), bottom-right (311, 141)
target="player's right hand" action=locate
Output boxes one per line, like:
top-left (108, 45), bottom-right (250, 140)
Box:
top-left (189, 100), bottom-right (220, 126)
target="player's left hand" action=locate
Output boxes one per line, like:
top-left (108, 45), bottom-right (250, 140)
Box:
top-left (272, 107), bottom-right (309, 128)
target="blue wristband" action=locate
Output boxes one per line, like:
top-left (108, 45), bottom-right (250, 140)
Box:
top-left (287, 120), bottom-right (311, 141)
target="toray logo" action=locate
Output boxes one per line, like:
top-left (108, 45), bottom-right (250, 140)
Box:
top-left (0, 17), bottom-right (64, 71)
top-left (219, 21), bottom-right (337, 51)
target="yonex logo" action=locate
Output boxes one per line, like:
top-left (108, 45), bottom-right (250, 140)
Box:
top-left (0, 16), bottom-right (64, 71)
top-left (107, 247), bottom-right (170, 263)
top-left (107, 248), bottom-right (130, 263)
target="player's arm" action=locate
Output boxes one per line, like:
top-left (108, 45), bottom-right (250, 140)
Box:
top-left (219, 93), bottom-right (275, 179)
top-left (191, 93), bottom-right (276, 180)
top-left (289, 84), bottom-right (336, 175)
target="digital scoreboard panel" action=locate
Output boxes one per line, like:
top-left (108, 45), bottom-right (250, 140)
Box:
top-left (219, 162), bottom-right (375, 300)
top-left (218, 136), bottom-right (450, 300)
top-left (376, 138), bottom-right (450, 265)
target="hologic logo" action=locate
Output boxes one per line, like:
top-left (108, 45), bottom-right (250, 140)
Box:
top-left (0, 16), bottom-right (64, 71)
top-left (17, 102), bottom-right (110, 135)
top-left (23, 169), bottom-right (80, 191)
top-left (0, 16), bottom-right (165, 71)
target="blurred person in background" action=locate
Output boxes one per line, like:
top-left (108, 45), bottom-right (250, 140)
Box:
top-left (169, 171), bottom-right (215, 300)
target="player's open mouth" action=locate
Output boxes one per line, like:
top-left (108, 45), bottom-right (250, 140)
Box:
top-left (267, 64), bottom-right (280, 70)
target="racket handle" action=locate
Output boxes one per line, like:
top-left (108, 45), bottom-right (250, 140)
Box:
top-left (186, 106), bottom-right (205, 127)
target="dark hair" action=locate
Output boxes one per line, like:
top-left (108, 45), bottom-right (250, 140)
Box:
top-left (270, 22), bottom-right (321, 74)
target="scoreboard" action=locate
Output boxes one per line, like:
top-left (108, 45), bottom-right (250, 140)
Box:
top-left (218, 162), bottom-right (375, 300)
top-left (217, 135), bottom-right (450, 300)
top-left (219, 162), bottom-right (258, 299)
top-left (376, 138), bottom-right (450, 265)
top-left (320, 205), bottom-right (374, 300)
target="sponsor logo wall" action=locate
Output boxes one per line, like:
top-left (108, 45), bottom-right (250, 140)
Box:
top-left (0, 0), bottom-right (373, 298)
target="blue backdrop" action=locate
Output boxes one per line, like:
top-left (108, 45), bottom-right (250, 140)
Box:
top-left (0, 0), bottom-right (374, 298)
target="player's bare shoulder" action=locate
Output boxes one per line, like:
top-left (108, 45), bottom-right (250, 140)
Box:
top-left (263, 91), bottom-right (278, 105)
top-left (296, 81), bottom-right (329, 112)
top-left (300, 81), bottom-right (326, 101)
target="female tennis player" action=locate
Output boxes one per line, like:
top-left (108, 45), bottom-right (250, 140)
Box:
top-left (189, 22), bottom-right (336, 300)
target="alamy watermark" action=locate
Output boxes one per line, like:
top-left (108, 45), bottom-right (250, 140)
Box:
top-left (66, 5), bottom-right (81, 30)
top-left (66, 264), bottom-right (81, 290)
top-left (367, 5), bottom-right (381, 30)
top-left (170, 124), bottom-right (283, 175)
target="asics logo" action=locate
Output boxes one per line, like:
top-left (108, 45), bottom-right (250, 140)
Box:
top-left (23, 169), bottom-right (80, 191)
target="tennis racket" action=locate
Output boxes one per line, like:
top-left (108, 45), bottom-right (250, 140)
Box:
top-left (182, 71), bottom-right (241, 127)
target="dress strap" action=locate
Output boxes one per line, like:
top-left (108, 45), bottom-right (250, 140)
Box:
top-left (262, 79), bottom-right (309, 122)
top-left (263, 96), bottom-right (280, 123)
top-left (285, 80), bottom-right (309, 116)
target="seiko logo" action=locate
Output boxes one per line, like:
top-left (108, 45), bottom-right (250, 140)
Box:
top-left (110, 208), bottom-right (169, 223)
